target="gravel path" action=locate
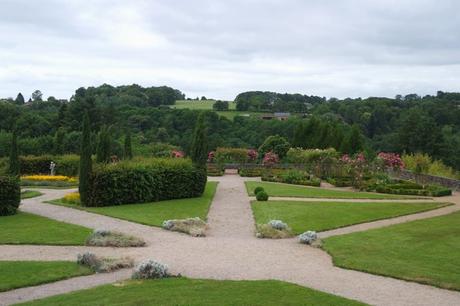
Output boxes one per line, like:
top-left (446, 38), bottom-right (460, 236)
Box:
top-left (1, 177), bottom-right (460, 306)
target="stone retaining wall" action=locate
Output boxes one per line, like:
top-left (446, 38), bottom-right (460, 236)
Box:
top-left (387, 169), bottom-right (460, 191)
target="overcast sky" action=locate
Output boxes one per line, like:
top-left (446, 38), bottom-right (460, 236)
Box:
top-left (1, 0), bottom-right (459, 101)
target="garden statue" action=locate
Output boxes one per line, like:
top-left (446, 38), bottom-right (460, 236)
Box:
top-left (50, 161), bottom-right (56, 176)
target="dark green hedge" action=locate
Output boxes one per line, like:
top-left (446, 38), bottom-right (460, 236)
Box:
top-left (0, 176), bottom-right (21, 216)
top-left (375, 183), bottom-right (452, 197)
top-left (86, 158), bottom-right (207, 207)
top-left (19, 155), bottom-right (80, 176)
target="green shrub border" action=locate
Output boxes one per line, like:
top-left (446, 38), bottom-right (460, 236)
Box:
top-left (0, 176), bottom-right (21, 216)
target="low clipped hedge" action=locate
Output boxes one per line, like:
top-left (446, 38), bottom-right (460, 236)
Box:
top-left (238, 167), bottom-right (263, 177)
top-left (86, 158), bottom-right (207, 207)
top-left (375, 181), bottom-right (452, 197)
top-left (19, 155), bottom-right (80, 176)
top-left (326, 177), bottom-right (353, 187)
top-left (0, 176), bottom-right (21, 216)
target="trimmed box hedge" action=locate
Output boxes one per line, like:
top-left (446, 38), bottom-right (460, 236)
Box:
top-left (0, 176), bottom-right (21, 216)
top-left (375, 181), bottom-right (452, 197)
top-left (19, 155), bottom-right (80, 176)
top-left (86, 158), bottom-right (207, 207)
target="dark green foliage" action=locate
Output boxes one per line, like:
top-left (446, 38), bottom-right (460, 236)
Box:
top-left (96, 126), bottom-right (112, 163)
top-left (374, 181), bottom-right (452, 197)
top-left (15, 93), bottom-right (25, 105)
top-left (258, 135), bottom-right (290, 159)
top-left (190, 113), bottom-right (208, 167)
top-left (8, 130), bottom-right (19, 176)
top-left (256, 191), bottom-right (269, 201)
top-left (235, 91), bottom-right (324, 112)
top-left (124, 131), bottom-right (133, 160)
top-left (19, 155), bottom-right (79, 176)
top-left (79, 112), bottom-right (93, 206)
top-left (262, 170), bottom-right (321, 187)
top-left (0, 176), bottom-right (20, 216)
top-left (254, 186), bottom-right (265, 195)
top-left (212, 100), bottom-right (229, 111)
top-left (54, 128), bottom-right (65, 155)
top-left (86, 158), bottom-right (207, 207)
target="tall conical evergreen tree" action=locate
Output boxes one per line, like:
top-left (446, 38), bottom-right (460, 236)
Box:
top-left (15, 93), bottom-right (25, 105)
top-left (8, 129), bottom-right (20, 176)
top-left (96, 125), bottom-right (111, 163)
top-left (124, 131), bottom-right (133, 160)
top-left (79, 111), bottom-right (92, 206)
top-left (348, 124), bottom-right (364, 154)
top-left (190, 113), bottom-right (208, 167)
top-left (54, 128), bottom-right (65, 155)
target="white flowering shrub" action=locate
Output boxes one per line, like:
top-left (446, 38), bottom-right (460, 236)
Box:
top-left (268, 220), bottom-right (288, 230)
top-left (132, 260), bottom-right (169, 279)
top-left (298, 231), bottom-right (318, 245)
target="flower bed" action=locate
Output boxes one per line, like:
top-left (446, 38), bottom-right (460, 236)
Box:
top-left (20, 175), bottom-right (78, 187)
top-left (262, 169), bottom-right (321, 187)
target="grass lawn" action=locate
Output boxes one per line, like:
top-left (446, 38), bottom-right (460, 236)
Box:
top-left (0, 261), bottom-right (92, 292)
top-left (21, 190), bottom-right (42, 199)
top-left (173, 100), bottom-right (237, 110)
top-left (323, 211), bottom-right (460, 290)
top-left (19, 278), bottom-right (366, 306)
top-left (0, 212), bottom-right (91, 245)
top-left (251, 200), bottom-right (449, 233)
top-left (246, 181), bottom-right (420, 199)
top-left (49, 182), bottom-right (218, 227)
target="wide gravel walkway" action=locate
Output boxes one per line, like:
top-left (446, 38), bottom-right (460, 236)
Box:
top-left (1, 176), bottom-right (460, 306)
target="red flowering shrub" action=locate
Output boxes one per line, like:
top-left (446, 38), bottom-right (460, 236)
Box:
top-left (377, 152), bottom-right (404, 170)
top-left (247, 149), bottom-right (258, 162)
top-left (171, 150), bottom-right (185, 158)
top-left (262, 151), bottom-right (279, 166)
top-left (207, 151), bottom-right (215, 163)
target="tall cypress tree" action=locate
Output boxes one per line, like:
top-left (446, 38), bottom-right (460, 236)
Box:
top-left (190, 113), bottom-right (208, 167)
top-left (15, 93), bottom-right (25, 105)
top-left (124, 131), bottom-right (133, 160)
top-left (8, 129), bottom-right (20, 176)
top-left (96, 125), bottom-right (111, 163)
top-left (54, 128), bottom-right (65, 155)
top-left (79, 111), bottom-right (92, 206)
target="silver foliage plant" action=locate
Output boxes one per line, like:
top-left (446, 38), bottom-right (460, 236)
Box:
top-left (268, 220), bottom-right (288, 230)
top-left (132, 259), bottom-right (170, 279)
top-left (298, 231), bottom-right (318, 245)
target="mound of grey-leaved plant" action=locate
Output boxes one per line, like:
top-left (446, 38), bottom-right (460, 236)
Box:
top-left (162, 217), bottom-right (207, 237)
top-left (132, 259), bottom-right (170, 279)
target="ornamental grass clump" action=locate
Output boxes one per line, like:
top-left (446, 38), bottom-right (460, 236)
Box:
top-left (162, 217), bottom-right (207, 237)
top-left (77, 252), bottom-right (134, 273)
top-left (132, 260), bottom-right (170, 279)
top-left (256, 220), bottom-right (294, 239)
top-left (85, 229), bottom-right (146, 247)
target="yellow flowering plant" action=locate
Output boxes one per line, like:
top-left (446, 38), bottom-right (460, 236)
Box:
top-left (21, 175), bottom-right (77, 183)
top-left (62, 192), bottom-right (80, 205)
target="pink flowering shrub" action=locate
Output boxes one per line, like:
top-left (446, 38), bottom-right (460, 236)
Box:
top-left (207, 151), bottom-right (215, 163)
top-left (171, 150), bottom-right (185, 158)
top-left (340, 153), bottom-right (368, 188)
top-left (247, 149), bottom-right (258, 162)
top-left (377, 152), bottom-right (404, 170)
top-left (262, 151), bottom-right (279, 166)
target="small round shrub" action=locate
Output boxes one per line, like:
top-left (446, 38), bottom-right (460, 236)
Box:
top-left (132, 260), bottom-right (169, 279)
top-left (254, 186), bottom-right (265, 195)
top-left (268, 220), bottom-right (288, 230)
top-left (298, 231), bottom-right (318, 245)
top-left (256, 191), bottom-right (269, 201)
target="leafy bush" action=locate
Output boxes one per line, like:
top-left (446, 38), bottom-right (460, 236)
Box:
top-left (132, 260), bottom-right (170, 279)
top-left (262, 169), bottom-right (321, 187)
top-left (238, 167), bottom-right (263, 177)
top-left (214, 147), bottom-right (248, 164)
top-left (0, 176), bottom-right (20, 216)
top-left (254, 186), bottom-right (265, 195)
top-left (162, 217), bottom-right (207, 237)
top-left (87, 158), bottom-right (206, 207)
top-left (256, 191), bottom-right (269, 201)
top-left (402, 153), bottom-right (458, 179)
top-left (258, 135), bottom-right (290, 159)
top-left (85, 229), bottom-right (146, 247)
top-left (286, 148), bottom-right (338, 164)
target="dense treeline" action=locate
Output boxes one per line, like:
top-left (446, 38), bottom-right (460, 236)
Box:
top-left (235, 91), bottom-right (324, 112)
top-left (1, 85), bottom-right (459, 171)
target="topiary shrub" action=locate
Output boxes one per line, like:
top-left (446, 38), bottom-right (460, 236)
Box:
top-left (132, 260), bottom-right (170, 279)
top-left (0, 176), bottom-right (21, 216)
top-left (254, 186), bottom-right (265, 195)
top-left (256, 191), bottom-right (269, 201)
top-left (86, 158), bottom-right (207, 207)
